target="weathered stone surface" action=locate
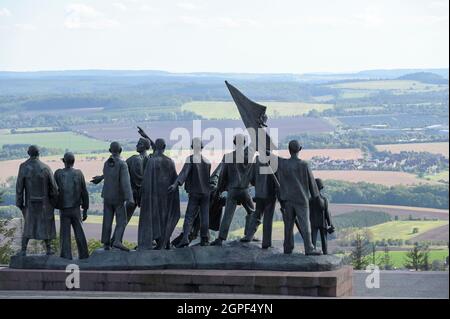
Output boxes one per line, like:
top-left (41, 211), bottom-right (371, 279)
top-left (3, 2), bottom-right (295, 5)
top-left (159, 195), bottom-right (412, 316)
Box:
top-left (9, 241), bottom-right (343, 272)
top-left (0, 267), bottom-right (354, 297)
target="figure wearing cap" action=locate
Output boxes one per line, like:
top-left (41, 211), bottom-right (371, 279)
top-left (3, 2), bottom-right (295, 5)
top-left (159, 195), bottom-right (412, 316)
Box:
top-left (275, 140), bottom-right (321, 255)
top-left (54, 152), bottom-right (89, 259)
top-left (15, 145), bottom-right (59, 256)
top-left (168, 138), bottom-right (211, 247)
top-left (309, 178), bottom-right (334, 255)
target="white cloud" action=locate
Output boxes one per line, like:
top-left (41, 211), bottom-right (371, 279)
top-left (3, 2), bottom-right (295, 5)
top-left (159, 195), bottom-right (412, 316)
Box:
top-left (0, 7), bottom-right (12, 17)
top-left (177, 2), bottom-right (198, 11)
top-left (429, 0), bottom-right (449, 9)
top-left (64, 3), bottom-right (119, 29)
top-left (354, 7), bottom-right (384, 28)
top-left (113, 2), bottom-right (127, 11)
top-left (140, 4), bottom-right (159, 12)
top-left (14, 23), bottom-right (36, 31)
top-left (178, 16), bottom-right (261, 29)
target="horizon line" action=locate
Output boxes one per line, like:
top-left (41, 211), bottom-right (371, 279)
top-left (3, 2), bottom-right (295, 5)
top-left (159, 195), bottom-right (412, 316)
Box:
top-left (0, 67), bottom-right (449, 76)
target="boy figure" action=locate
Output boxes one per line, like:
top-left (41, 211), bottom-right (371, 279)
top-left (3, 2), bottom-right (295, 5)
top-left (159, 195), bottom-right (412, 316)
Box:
top-left (276, 140), bottom-right (321, 255)
top-left (16, 145), bottom-right (59, 256)
top-left (169, 138), bottom-right (211, 247)
top-left (99, 141), bottom-right (134, 251)
top-left (54, 152), bottom-right (89, 260)
top-left (309, 178), bottom-right (334, 255)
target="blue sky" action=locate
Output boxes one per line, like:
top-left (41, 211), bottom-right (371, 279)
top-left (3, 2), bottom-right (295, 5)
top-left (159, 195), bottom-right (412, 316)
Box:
top-left (0, 0), bottom-right (448, 73)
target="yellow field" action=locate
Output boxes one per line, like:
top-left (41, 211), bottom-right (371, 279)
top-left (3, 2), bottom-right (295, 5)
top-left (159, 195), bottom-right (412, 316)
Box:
top-left (368, 220), bottom-right (449, 241)
top-left (181, 101), bottom-right (333, 119)
top-left (376, 142), bottom-right (449, 158)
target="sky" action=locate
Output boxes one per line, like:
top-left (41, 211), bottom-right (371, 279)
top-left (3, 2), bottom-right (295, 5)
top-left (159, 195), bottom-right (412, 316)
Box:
top-left (0, 0), bottom-right (448, 73)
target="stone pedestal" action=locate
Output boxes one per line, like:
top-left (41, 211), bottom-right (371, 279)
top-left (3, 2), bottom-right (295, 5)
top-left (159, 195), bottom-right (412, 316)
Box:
top-left (0, 267), bottom-right (353, 297)
top-left (2, 241), bottom-right (353, 297)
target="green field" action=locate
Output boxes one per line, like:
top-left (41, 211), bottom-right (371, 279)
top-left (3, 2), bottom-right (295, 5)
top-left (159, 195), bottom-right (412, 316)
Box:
top-left (61, 215), bottom-right (185, 228)
top-left (370, 250), bottom-right (448, 268)
top-left (368, 221), bottom-right (449, 241)
top-left (0, 131), bottom-right (109, 153)
top-left (329, 80), bottom-right (447, 92)
top-left (339, 90), bottom-right (372, 99)
top-left (424, 170), bottom-right (449, 183)
top-left (230, 221), bottom-right (285, 239)
top-left (182, 101), bottom-right (333, 120)
top-left (230, 220), bottom-right (449, 242)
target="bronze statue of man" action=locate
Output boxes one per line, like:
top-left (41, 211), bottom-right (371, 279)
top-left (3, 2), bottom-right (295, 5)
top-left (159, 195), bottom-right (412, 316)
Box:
top-left (309, 178), bottom-right (334, 255)
top-left (240, 152), bottom-right (277, 248)
top-left (275, 140), bottom-right (321, 255)
top-left (92, 131), bottom-right (153, 243)
top-left (211, 134), bottom-right (255, 246)
top-left (97, 141), bottom-right (134, 251)
top-left (168, 138), bottom-right (211, 247)
top-left (15, 145), bottom-right (59, 256)
top-left (138, 138), bottom-right (180, 250)
top-left (54, 152), bottom-right (89, 260)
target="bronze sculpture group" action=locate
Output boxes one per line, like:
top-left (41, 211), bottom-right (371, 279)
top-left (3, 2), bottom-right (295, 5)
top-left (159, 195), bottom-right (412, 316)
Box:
top-left (15, 83), bottom-right (335, 260)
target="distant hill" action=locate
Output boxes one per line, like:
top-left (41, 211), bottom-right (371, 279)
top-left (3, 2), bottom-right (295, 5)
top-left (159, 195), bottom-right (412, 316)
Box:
top-left (1, 68), bottom-right (448, 81)
top-left (397, 72), bottom-right (449, 84)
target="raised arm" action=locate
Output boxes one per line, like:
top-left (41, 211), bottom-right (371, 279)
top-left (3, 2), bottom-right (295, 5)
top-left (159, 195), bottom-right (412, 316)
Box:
top-left (137, 126), bottom-right (155, 149)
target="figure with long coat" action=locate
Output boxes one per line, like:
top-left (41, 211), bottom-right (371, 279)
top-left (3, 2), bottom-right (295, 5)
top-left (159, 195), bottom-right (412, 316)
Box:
top-left (16, 145), bottom-right (58, 256)
top-left (138, 138), bottom-right (180, 250)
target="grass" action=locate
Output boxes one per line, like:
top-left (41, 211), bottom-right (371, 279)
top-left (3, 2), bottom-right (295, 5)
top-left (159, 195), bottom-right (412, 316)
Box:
top-left (339, 90), bottom-right (372, 99)
top-left (0, 131), bottom-right (109, 153)
top-left (59, 215), bottom-right (185, 228)
top-left (181, 101), bottom-right (333, 120)
top-left (368, 221), bottom-right (449, 241)
top-left (370, 250), bottom-right (448, 268)
top-left (13, 127), bottom-right (56, 132)
top-left (424, 170), bottom-right (449, 183)
top-left (229, 220), bottom-right (449, 243)
top-left (230, 221), bottom-right (285, 239)
top-left (328, 80), bottom-right (447, 92)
